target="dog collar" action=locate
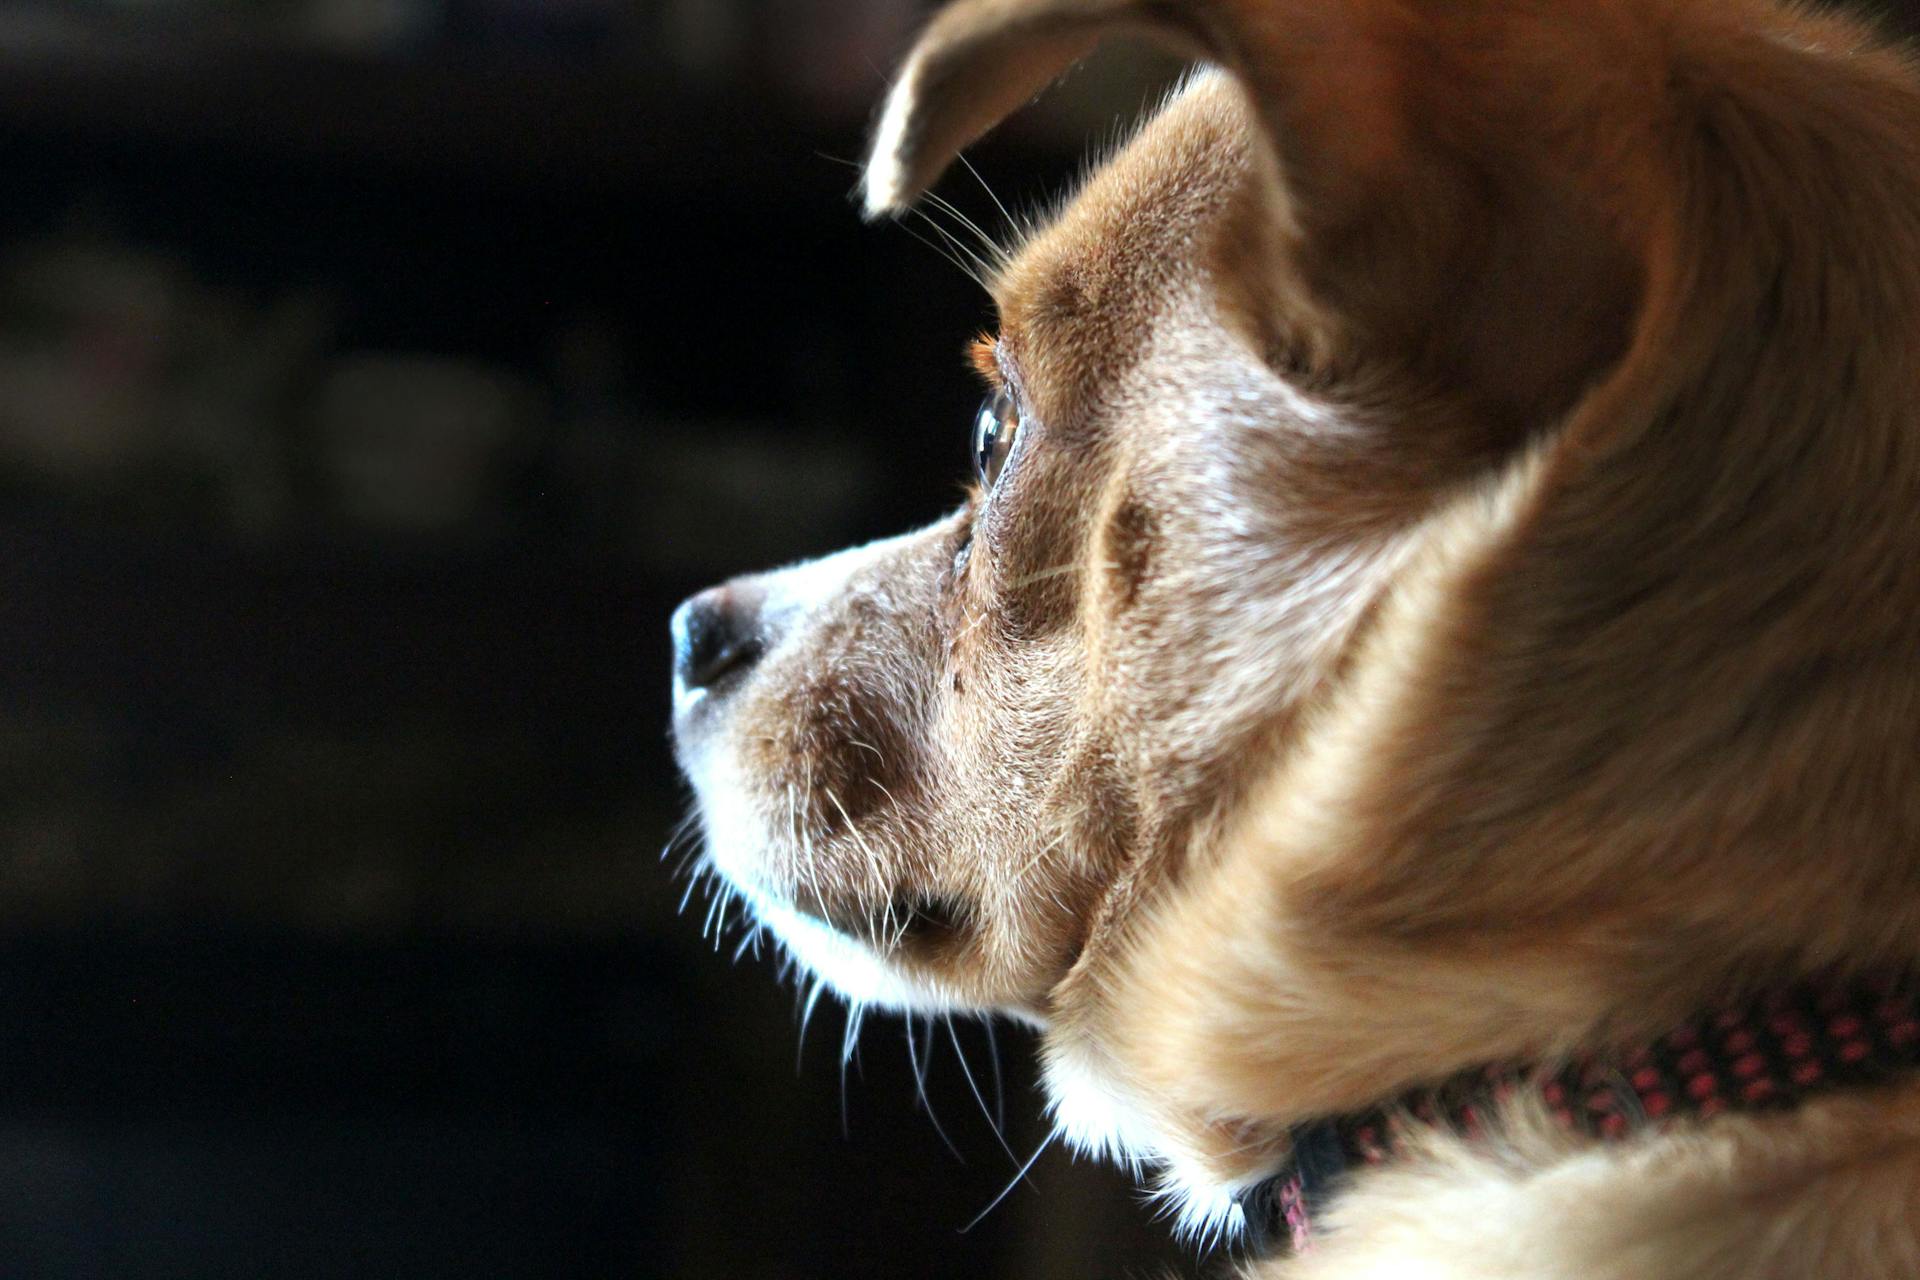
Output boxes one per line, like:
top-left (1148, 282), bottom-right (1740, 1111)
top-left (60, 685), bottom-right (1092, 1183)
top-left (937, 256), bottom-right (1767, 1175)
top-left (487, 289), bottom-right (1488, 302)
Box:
top-left (1238, 974), bottom-right (1920, 1256)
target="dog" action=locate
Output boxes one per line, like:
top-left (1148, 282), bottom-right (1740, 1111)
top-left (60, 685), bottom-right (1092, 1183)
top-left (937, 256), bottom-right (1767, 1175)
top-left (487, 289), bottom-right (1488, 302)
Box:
top-left (670, 0), bottom-right (1920, 1273)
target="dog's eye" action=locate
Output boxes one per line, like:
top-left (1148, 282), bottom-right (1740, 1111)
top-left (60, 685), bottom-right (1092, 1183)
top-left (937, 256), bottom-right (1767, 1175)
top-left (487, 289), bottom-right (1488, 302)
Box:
top-left (971, 388), bottom-right (1021, 489)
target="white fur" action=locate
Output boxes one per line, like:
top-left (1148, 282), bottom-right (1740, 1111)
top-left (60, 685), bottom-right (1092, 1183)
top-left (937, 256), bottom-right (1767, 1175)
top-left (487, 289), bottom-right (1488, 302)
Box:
top-left (863, 65), bottom-right (919, 215)
top-left (756, 894), bottom-right (945, 1011)
top-left (761, 530), bottom-right (918, 620)
top-left (1043, 1038), bottom-right (1262, 1247)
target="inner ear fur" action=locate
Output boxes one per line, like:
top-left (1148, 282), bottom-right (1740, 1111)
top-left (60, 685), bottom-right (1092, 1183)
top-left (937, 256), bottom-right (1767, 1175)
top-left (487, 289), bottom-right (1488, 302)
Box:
top-left (865, 0), bottom-right (1669, 427)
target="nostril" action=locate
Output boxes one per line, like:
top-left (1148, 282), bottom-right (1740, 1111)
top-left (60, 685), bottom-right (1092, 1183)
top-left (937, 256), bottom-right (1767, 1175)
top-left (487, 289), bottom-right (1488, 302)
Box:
top-left (687, 627), bottom-right (764, 690)
top-left (672, 587), bottom-right (767, 692)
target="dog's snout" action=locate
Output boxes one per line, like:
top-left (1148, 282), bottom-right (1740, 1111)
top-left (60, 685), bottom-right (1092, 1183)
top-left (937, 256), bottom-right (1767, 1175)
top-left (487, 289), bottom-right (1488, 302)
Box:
top-left (672, 585), bottom-right (767, 694)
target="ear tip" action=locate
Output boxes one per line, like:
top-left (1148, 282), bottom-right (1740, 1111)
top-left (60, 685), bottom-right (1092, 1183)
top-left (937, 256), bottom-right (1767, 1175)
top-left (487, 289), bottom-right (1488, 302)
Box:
top-left (861, 73), bottom-right (927, 218)
top-left (860, 155), bottom-right (915, 219)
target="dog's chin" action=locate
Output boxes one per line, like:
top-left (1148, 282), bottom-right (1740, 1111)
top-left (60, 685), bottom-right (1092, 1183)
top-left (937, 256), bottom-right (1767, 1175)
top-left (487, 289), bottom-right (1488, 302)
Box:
top-left (675, 721), bottom-right (957, 1016)
top-left (749, 894), bottom-right (950, 1012)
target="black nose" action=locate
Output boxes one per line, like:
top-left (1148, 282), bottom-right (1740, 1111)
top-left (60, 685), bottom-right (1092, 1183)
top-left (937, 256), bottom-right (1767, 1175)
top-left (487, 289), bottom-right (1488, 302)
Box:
top-left (671, 585), bottom-right (766, 692)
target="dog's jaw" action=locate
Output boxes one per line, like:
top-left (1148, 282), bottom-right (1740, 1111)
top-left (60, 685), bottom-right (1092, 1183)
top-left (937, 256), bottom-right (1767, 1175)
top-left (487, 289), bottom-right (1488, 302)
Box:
top-left (754, 895), bottom-right (944, 1011)
top-left (682, 744), bottom-right (963, 1014)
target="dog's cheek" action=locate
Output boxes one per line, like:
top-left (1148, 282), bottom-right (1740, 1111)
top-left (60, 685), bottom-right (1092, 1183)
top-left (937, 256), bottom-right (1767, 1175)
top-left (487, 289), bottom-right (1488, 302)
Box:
top-left (1103, 492), bottom-right (1156, 613)
top-left (942, 487), bottom-right (1157, 938)
top-left (813, 684), bottom-right (924, 836)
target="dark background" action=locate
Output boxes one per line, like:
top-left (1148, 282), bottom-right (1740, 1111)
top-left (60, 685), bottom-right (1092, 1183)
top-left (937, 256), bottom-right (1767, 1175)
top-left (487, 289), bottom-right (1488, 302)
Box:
top-left (0, 1), bottom-right (1912, 1277)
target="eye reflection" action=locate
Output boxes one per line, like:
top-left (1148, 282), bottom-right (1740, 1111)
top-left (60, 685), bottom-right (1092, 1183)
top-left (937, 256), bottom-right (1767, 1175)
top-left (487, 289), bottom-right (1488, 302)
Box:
top-left (971, 388), bottom-right (1021, 488)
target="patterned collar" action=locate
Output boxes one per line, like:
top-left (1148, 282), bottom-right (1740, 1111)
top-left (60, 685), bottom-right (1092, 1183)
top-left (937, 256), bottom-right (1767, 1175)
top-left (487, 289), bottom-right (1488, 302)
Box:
top-left (1238, 974), bottom-right (1920, 1256)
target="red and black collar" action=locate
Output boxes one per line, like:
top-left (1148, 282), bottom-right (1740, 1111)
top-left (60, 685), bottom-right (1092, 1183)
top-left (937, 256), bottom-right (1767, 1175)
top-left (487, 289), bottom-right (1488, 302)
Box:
top-left (1238, 974), bottom-right (1920, 1256)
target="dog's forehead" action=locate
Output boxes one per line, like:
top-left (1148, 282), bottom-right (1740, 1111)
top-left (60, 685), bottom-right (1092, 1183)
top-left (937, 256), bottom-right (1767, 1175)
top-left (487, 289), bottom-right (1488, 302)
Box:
top-left (992, 73), bottom-right (1260, 370)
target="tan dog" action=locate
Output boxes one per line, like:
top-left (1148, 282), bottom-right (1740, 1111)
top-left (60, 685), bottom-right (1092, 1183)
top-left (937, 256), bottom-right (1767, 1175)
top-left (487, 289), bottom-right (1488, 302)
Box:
top-left (670, 0), bottom-right (1920, 1273)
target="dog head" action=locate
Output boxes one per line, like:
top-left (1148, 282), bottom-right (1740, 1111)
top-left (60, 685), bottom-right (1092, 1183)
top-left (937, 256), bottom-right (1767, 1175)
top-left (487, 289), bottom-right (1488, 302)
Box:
top-left (674, 0), bottom-right (1920, 1230)
top-left (673, 0), bottom-right (1648, 1012)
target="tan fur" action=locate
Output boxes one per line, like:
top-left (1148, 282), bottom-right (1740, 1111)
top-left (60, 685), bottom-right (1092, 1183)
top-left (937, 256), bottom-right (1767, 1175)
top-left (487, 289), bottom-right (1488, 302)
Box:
top-left (671, 0), bottom-right (1920, 1272)
top-left (1281, 1084), bottom-right (1920, 1279)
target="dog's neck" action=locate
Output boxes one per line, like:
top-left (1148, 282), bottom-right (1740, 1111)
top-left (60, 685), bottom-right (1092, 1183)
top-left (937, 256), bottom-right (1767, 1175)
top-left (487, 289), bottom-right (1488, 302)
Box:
top-left (1240, 974), bottom-right (1920, 1256)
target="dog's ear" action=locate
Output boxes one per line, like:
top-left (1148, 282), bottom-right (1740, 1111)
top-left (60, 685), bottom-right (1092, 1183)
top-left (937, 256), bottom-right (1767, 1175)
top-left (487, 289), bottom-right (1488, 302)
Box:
top-left (862, 0), bottom-right (1213, 217)
top-left (866, 0), bottom-right (1656, 423)
top-left (862, 0), bottom-right (1423, 221)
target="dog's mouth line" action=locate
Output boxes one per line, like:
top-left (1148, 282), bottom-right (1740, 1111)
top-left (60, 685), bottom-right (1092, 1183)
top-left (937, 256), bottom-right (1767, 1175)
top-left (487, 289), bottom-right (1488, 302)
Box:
top-left (783, 886), bottom-right (972, 955)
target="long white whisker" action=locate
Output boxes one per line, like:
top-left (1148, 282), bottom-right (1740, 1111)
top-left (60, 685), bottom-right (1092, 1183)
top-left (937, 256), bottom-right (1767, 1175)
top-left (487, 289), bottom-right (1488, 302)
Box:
top-left (840, 1000), bottom-right (867, 1139)
top-left (795, 975), bottom-right (829, 1070)
top-left (897, 213), bottom-right (989, 286)
top-left (677, 861), bottom-right (704, 915)
top-left (962, 1130), bottom-right (1055, 1233)
top-left (920, 188), bottom-right (1001, 257)
top-left (821, 786), bottom-right (898, 950)
top-left (1004, 562), bottom-right (1076, 589)
top-left (658, 810), bottom-right (702, 862)
top-left (906, 1016), bottom-right (965, 1162)
top-left (916, 193), bottom-right (1003, 274)
top-left (916, 191), bottom-right (1007, 281)
top-left (710, 881), bottom-right (740, 950)
top-left (887, 900), bottom-right (916, 952)
top-left (983, 1020), bottom-right (1006, 1131)
top-left (790, 781), bottom-right (829, 921)
top-left (946, 1015), bottom-right (1023, 1170)
top-left (956, 152), bottom-right (1016, 249)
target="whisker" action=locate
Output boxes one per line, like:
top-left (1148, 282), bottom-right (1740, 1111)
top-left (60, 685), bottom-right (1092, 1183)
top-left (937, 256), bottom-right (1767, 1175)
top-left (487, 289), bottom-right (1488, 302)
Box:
top-left (1003, 563), bottom-right (1077, 590)
top-left (947, 600), bottom-right (995, 650)
top-left (1003, 560), bottom-right (1118, 591)
top-left (842, 1001), bottom-right (868, 1066)
top-left (917, 194), bottom-right (1002, 269)
top-left (983, 1019), bottom-right (1006, 1131)
top-left (821, 786), bottom-right (897, 948)
top-left (956, 152), bottom-right (1017, 249)
top-left (797, 975), bottom-right (829, 1070)
top-left (920, 187), bottom-right (1002, 256)
top-left (946, 1015), bottom-right (1023, 1170)
top-left (657, 810), bottom-right (702, 862)
top-left (1011, 833), bottom-right (1067, 886)
top-left (789, 782), bottom-right (829, 919)
top-left (906, 1015), bottom-right (964, 1163)
top-left (840, 1000), bottom-right (868, 1139)
top-left (962, 1130), bottom-right (1054, 1233)
top-left (897, 213), bottom-right (990, 286)
top-left (676, 861), bottom-right (704, 915)
top-left (917, 190), bottom-right (1009, 280)
top-left (885, 899), bottom-right (916, 952)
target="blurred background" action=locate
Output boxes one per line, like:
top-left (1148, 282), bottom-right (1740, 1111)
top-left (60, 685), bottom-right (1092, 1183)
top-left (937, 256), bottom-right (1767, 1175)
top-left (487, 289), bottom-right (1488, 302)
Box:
top-left (0, 0), bottom-right (1202, 1276)
top-left (2, 0), bottom-right (1913, 1276)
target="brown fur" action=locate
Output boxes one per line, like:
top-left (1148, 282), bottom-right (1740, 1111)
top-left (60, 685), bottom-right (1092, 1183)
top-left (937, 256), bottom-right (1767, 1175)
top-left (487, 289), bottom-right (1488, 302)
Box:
top-left (670, 0), bottom-right (1920, 1272)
